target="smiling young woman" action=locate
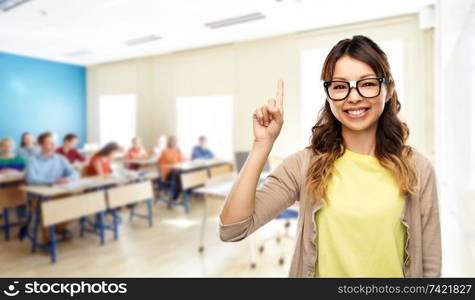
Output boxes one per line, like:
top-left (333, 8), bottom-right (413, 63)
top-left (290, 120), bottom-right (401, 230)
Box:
top-left (219, 35), bottom-right (441, 278)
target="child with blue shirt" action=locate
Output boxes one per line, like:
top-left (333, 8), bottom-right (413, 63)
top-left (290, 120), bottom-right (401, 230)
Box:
top-left (191, 136), bottom-right (214, 160)
top-left (25, 132), bottom-right (78, 244)
top-left (26, 132), bottom-right (78, 185)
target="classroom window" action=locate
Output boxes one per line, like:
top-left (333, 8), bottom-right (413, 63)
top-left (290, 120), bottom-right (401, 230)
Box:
top-left (176, 95), bottom-right (233, 160)
top-left (300, 39), bottom-right (404, 147)
top-left (378, 39), bottom-right (405, 109)
top-left (99, 94), bottom-right (136, 147)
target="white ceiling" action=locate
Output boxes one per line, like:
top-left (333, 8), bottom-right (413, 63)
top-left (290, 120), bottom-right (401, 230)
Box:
top-left (0, 0), bottom-right (434, 66)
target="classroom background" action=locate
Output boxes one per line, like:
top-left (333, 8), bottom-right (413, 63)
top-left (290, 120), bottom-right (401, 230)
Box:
top-left (0, 0), bottom-right (474, 277)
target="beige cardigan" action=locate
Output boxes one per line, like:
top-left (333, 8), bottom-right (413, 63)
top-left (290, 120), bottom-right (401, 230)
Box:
top-left (219, 148), bottom-right (441, 277)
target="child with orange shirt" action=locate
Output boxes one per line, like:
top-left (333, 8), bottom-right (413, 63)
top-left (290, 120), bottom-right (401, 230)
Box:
top-left (158, 136), bottom-right (185, 200)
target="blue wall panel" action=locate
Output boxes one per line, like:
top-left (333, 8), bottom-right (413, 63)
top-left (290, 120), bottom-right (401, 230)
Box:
top-left (0, 52), bottom-right (86, 146)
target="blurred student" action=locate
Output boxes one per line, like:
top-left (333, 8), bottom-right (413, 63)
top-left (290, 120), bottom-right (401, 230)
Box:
top-left (85, 142), bottom-right (120, 176)
top-left (124, 137), bottom-right (147, 170)
top-left (26, 132), bottom-right (79, 243)
top-left (0, 138), bottom-right (26, 173)
top-left (56, 133), bottom-right (85, 164)
top-left (158, 136), bottom-right (185, 200)
top-left (191, 135), bottom-right (214, 160)
top-left (26, 132), bottom-right (78, 185)
top-left (16, 132), bottom-right (39, 159)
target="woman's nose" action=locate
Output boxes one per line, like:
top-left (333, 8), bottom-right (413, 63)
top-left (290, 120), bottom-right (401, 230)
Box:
top-left (346, 87), bottom-right (362, 103)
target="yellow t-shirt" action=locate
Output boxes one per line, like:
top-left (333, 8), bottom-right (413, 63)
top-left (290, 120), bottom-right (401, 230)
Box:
top-left (315, 149), bottom-right (406, 277)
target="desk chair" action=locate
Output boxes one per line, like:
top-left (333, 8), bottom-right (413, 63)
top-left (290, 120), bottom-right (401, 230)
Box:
top-left (234, 152), bottom-right (271, 173)
top-left (0, 187), bottom-right (27, 240)
top-left (41, 191), bottom-right (107, 263)
top-left (258, 208), bottom-right (298, 266)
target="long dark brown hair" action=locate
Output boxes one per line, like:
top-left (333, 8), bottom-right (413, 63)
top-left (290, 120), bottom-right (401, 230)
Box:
top-left (94, 142), bottom-right (120, 158)
top-left (306, 35), bottom-right (418, 202)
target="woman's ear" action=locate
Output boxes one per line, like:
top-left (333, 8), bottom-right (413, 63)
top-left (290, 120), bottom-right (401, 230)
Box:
top-left (385, 84), bottom-right (394, 103)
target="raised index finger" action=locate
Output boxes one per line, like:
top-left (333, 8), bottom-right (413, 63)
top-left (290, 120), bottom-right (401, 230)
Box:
top-left (276, 79), bottom-right (284, 108)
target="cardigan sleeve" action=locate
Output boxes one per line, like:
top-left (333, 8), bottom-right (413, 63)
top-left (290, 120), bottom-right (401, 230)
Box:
top-left (419, 158), bottom-right (442, 277)
top-left (219, 150), bottom-right (304, 242)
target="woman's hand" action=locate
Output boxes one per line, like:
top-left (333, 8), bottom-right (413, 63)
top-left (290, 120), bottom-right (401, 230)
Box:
top-left (253, 80), bottom-right (285, 145)
top-left (220, 80), bottom-right (285, 226)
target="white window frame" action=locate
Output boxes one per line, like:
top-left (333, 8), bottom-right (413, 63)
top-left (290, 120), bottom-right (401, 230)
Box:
top-left (98, 93), bottom-right (137, 148)
top-left (175, 95), bottom-right (233, 160)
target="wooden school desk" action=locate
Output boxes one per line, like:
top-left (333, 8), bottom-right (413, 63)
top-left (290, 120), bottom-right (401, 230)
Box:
top-left (0, 172), bottom-right (26, 240)
top-left (20, 171), bottom-right (158, 263)
top-left (158, 158), bottom-right (233, 211)
top-left (0, 172), bottom-right (25, 185)
top-left (126, 157), bottom-right (158, 171)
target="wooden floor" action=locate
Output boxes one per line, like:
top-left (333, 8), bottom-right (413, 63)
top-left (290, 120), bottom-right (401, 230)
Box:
top-left (0, 197), bottom-right (295, 277)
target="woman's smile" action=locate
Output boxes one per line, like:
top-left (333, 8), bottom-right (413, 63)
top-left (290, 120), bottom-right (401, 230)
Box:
top-left (342, 106), bottom-right (371, 119)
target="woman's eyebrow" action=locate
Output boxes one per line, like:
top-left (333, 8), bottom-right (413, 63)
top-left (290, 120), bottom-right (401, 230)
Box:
top-left (332, 74), bottom-right (377, 80)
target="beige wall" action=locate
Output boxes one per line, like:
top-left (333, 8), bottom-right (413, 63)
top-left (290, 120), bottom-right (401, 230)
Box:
top-left (87, 14), bottom-right (432, 159)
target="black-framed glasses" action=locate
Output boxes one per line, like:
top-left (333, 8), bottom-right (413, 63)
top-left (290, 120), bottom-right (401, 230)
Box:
top-left (323, 77), bottom-right (385, 101)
